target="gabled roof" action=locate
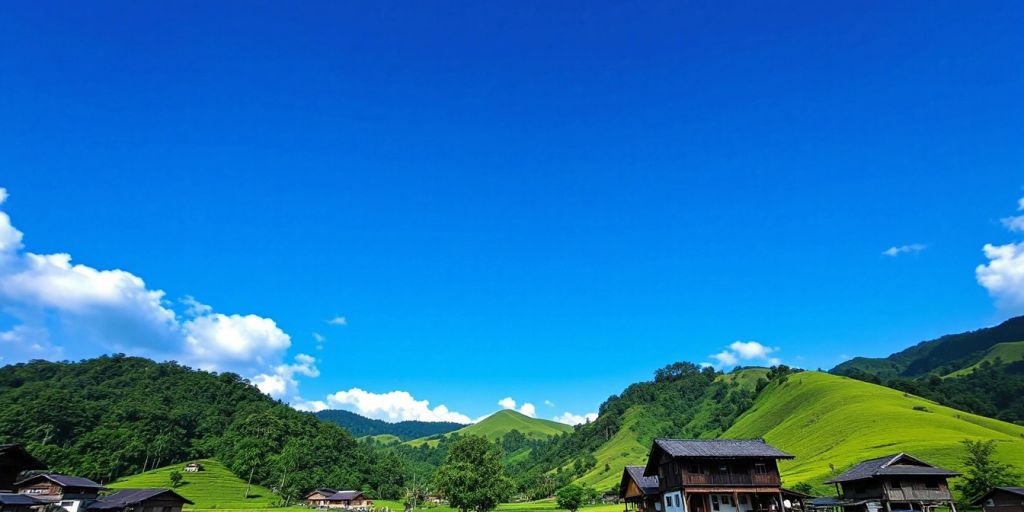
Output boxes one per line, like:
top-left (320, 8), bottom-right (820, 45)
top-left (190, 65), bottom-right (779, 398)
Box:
top-left (0, 445), bottom-right (47, 470)
top-left (970, 487), bottom-right (1024, 505)
top-left (643, 438), bottom-right (793, 477)
top-left (620, 466), bottom-right (659, 497)
top-left (87, 489), bottom-right (194, 510)
top-left (305, 490), bottom-right (366, 501)
top-left (826, 454), bottom-right (960, 484)
top-left (14, 473), bottom-right (107, 490)
top-left (0, 493), bottom-right (44, 506)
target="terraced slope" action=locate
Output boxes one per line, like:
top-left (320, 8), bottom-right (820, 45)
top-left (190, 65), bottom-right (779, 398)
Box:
top-left (722, 372), bottom-right (1024, 494)
top-left (109, 458), bottom-right (279, 510)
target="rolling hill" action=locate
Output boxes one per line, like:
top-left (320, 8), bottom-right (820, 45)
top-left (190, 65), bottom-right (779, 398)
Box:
top-left (316, 409), bottom-right (465, 441)
top-left (407, 410), bottom-right (573, 447)
top-left (109, 458), bottom-right (280, 510)
top-left (945, 341), bottom-right (1024, 377)
top-left (721, 371), bottom-right (1024, 493)
top-left (832, 315), bottom-right (1024, 378)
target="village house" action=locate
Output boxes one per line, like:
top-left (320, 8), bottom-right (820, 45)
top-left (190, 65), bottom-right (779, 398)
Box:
top-left (971, 487), bottom-right (1024, 512)
top-left (86, 488), bottom-right (193, 512)
top-left (620, 466), bottom-right (660, 512)
top-left (14, 474), bottom-right (107, 512)
top-left (304, 489), bottom-right (374, 510)
top-left (638, 439), bottom-right (795, 512)
top-left (183, 463), bottom-right (203, 473)
top-left (826, 453), bottom-right (959, 512)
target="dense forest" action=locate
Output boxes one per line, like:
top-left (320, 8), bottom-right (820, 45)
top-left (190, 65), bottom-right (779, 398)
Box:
top-left (317, 409), bottom-right (465, 441)
top-left (0, 356), bottom-right (407, 500)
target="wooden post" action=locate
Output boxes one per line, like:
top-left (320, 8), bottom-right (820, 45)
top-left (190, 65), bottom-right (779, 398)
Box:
top-left (948, 501), bottom-right (957, 512)
top-left (733, 492), bottom-right (741, 512)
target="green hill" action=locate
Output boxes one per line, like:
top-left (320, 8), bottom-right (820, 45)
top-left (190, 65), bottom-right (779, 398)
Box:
top-left (109, 459), bottom-right (280, 510)
top-left (946, 341), bottom-right (1024, 377)
top-left (407, 410), bottom-right (572, 447)
top-left (317, 409), bottom-right (465, 441)
top-left (722, 371), bottom-right (1024, 494)
top-left (832, 315), bottom-right (1024, 378)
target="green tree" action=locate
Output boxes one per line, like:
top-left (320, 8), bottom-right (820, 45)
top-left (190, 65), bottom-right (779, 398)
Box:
top-left (955, 439), bottom-right (1021, 501)
top-left (434, 436), bottom-right (513, 512)
top-left (169, 470), bottom-right (183, 488)
top-left (555, 484), bottom-right (598, 512)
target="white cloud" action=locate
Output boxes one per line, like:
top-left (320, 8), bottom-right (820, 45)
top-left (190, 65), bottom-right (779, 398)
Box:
top-left (976, 196), bottom-right (1024, 312)
top-left (520, 403), bottom-right (537, 418)
top-left (252, 353), bottom-right (320, 399)
top-left (323, 388), bottom-right (472, 423)
top-left (976, 242), bottom-right (1024, 311)
top-left (553, 411), bottom-right (597, 425)
top-left (292, 397), bottom-right (329, 413)
top-left (544, 400), bottom-right (555, 407)
top-left (328, 316), bottom-right (347, 326)
top-left (0, 187), bottom-right (314, 402)
top-left (708, 341), bottom-right (781, 369)
top-left (882, 243), bottom-right (927, 257)
top-left (498, 397), bottom-right (537, 417)
top-left (313, 332), bottom-right (325, 342)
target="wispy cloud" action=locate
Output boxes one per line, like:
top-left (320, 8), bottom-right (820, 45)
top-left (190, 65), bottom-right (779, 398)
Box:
top-left (882, 243), bottom-right (927, 257)
top-left (328, 316), bottom-right (348, 326)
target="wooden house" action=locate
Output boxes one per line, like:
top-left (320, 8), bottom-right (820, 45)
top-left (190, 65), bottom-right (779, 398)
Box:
top-left (0, 445), bottom-right (47, 492)
top-left (86, 488), bottom-right (193, 512)
top-left (183, 463), bottom-right (204, 473)
top-left (304, 489), bottom-right (373, 509)
top-left (971, 487), bottom-right (1024, 512)
top-left (640, 439), bottom-right (794, 512)
top-left (825, 453), bottom-right (959, 512)
top-left (14, 473), bottom-right (107, 512)
top-left (620, 466), bottom-right (660, 512)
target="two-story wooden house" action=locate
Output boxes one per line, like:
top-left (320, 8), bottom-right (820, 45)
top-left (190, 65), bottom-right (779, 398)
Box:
top-left (640, 439), bottom-right (795, 512)
top-left (825, 453), bottom-right (959, 512)
top-left (972, 487), bottom-right (1024, 512)
top-left (304, 489), bottom-right (374, 510)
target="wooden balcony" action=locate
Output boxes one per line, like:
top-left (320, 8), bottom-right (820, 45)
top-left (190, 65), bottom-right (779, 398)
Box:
top-left (682, 473), bottom-right (781, 487)
top-left (884, 489), bottom-right (953, 502)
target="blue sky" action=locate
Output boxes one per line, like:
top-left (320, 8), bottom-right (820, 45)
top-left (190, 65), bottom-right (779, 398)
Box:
top-left (1, 1), bottom-right (1023, 424)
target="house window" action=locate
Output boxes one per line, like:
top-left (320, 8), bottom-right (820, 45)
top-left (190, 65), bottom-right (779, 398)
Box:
top-left (717, 465), bottom-right (729, 475)
top-left (754, 464), bottom-right (768, 475)
top-left (924, 480), bottom-right (939, 490)
top-left (891, 480), bottom-right (902, 489)
top-left (688, 463), bottom-right (702, 474)
top-left (712, 495), bottom-right (720, 511)
top-left (722, 496), bottom-right (732, 506)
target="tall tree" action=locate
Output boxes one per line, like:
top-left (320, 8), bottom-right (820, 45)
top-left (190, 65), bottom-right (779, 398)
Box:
top-left (434, 436), bottom-right (512, 512)
top-left (955, 439), bottom-right (1021, 501)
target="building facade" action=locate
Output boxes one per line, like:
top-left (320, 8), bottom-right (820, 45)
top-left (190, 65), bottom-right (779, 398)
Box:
top-left (304, 489), bottom-right (373, 509)
top-left (15, 474), bottom-right (107, 512)
top-left (972, 487), bottom-right (1024, 512)
top-left (826, 453), bottom-right (959, 512)
top-left (639, 439), bottom-right (795, 512)
top-left (620, 466), bottom-right (660, 512)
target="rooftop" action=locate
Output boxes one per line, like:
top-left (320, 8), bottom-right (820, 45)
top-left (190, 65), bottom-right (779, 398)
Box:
top-left (827, 454), bottom-right (959, 484)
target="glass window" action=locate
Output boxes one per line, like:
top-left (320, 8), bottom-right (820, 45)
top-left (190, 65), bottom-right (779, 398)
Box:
top-left (754, 464), bottom-right (768, 475)
top-left (723, 496), bottom-right (732, 506)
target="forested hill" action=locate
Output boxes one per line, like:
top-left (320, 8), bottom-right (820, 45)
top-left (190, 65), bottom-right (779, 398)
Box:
top-left (316, 409), bottom-right (465, 441)
top-left (831, 314), bottom-right (1024, 378)
top-left (0, 356), bottom-right (406, 500)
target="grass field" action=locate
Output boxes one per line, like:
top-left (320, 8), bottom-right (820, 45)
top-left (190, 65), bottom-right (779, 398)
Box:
top-left (945, 341), bottom-right (1024, 377)
top-left (722, 371), bottom-right (1024, 494)
top-left (110, 458), bottom-right (284, 510)
top-left (407, 410), bottom-right (573, 447)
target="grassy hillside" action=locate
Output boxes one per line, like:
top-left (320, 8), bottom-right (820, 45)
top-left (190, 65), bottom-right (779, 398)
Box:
top-left (571, 368), bottom-right (771, 491)
top-left (723, 371), bottom-right (1024, 495)
top-left (407, 410), bottom-right (572, 447)
top-left (946, 341), bottom-right (1024, 377)
top-left (109, 459), bottom-right (281, 510)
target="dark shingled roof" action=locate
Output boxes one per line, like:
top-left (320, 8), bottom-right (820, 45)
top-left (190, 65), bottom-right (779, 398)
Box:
top-left (970, 487), bottom-right (1024, 506)
top-left (0, 493), bottom-right (44, 506)
top-left (623, 466), bottom-right (660, 496)
top-left (827, 454), bottom-right (960, 484)
top-left (329, 491), bottom-right (366, 501)
top-left (0, 445), bottom-right (47, 470)
top-left (87, 489), bottom-right (193, 510)
top-left (654, 439), bottom-right (794, 459)
top-left (14, 474), bottom-right (107, 490)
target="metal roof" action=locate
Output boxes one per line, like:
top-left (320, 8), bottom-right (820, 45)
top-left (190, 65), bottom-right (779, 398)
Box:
top-left (87, 489), bottom-right (193, 510)
top-left (654, 439), bottom-right (794, 459)
top-left (970, 487), bottom-right (1024, 505)
top-left (622, 466), bottom-right (660, 496)
top-left (827, 454), bottom-right (959, 484)
top-left (0, 493), bottom-right (44, 506)
top-left (14, 473), bottom-right (107, 489)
